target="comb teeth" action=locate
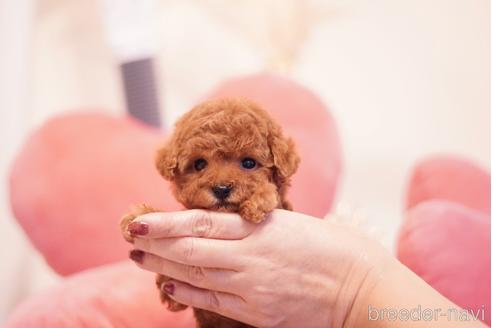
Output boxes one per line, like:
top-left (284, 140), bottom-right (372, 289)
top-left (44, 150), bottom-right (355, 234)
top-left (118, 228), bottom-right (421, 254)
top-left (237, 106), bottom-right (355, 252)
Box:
top-left (121, 57), bottom-right (162, 128)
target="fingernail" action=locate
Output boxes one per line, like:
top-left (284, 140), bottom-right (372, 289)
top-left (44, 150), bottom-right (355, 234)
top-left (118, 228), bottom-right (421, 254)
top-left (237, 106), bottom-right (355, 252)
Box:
top-left (129, 249), bottom-right (145, 263)
top-left (162, 282), bottom-right (175, 295)
top-left (128, 221), bottom-right (149, 236)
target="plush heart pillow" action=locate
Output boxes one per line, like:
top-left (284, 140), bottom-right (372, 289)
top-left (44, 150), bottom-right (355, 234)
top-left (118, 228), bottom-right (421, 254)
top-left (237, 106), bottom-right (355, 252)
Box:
top-left (397, 200), bottom-right (490, 325)
top-left (406, 155), bottom-right (490, 214)
top-left (398, 156), bottom-right (490, 325)
top-left (9, 113), bottom-right (180, 275)
top-left (5, 261), bottom-right (195, 328)
top-left (9, 74), bottom-right (342, 275)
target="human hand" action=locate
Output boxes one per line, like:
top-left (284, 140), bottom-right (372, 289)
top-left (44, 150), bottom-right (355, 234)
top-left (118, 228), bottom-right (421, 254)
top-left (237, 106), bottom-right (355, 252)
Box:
top-left (127, 209), bottom-right (391, 327)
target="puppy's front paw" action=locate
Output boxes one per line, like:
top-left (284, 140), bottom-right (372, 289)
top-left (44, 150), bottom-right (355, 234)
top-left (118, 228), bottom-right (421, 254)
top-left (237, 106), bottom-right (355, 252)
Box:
top-left (120, 204), bottom-right (158, 243)
top-left (239, 201), bottom-right (268, 223)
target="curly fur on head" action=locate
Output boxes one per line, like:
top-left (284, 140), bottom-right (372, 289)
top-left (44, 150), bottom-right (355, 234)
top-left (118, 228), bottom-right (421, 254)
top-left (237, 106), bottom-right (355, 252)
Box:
top-left (156, 97), bottom-right (300, 221)
top-left (123, 98), bottom-right (300, 328)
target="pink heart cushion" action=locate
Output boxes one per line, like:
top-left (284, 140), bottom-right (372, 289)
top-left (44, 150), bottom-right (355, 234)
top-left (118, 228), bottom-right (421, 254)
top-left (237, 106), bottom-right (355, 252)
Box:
top-left (397, 200), bottom-right (490, 325)
top-left (406, 155), bottom-right (490, 214)
top-left (205, 73), bottom-right (342, 218)
top-left (5, 261), bottom-right (195, 328)
top-left (9, 113), bottom-right (182, 275)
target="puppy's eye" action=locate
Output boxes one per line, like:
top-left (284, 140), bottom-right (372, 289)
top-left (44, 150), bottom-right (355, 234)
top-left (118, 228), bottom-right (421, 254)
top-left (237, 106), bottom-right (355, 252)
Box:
top-left (241, 157), bottom-right (256, 170)
top-left (194, 158), bottom-right (207, 171)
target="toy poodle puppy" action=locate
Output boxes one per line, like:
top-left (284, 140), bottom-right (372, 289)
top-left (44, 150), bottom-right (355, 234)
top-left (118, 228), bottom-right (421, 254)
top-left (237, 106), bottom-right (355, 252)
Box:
top-left (121, 98), bottom-right (300, 328)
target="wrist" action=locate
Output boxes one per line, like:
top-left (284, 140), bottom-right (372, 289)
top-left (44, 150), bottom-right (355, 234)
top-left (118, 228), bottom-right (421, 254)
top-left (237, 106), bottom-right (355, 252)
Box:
top-left (338, 238), bottom-right (396, 328)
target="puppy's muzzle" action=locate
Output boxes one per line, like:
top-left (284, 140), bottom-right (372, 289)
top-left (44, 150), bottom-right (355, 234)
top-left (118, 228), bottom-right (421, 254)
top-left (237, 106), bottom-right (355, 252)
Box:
top-left (212, 185), bottom-right (232, 200)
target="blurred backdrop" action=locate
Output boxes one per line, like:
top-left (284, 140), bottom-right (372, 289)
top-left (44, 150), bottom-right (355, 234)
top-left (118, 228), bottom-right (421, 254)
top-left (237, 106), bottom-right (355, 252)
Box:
top-left (0, 0), bottom-right (489, 324)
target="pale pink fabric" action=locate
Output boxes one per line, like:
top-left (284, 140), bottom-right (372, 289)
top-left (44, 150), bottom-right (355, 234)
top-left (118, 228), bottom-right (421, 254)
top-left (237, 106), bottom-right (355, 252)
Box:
top-left (406, 155), bottom-right (490, 214)
top-left (5, 261), bottom-right (195, 328)
top-left (398, 201), bottom-right (490, 324)
top-left (9, 113), bottom-right (181, 276)
top-left (398, 156), bottom-right (491, 325)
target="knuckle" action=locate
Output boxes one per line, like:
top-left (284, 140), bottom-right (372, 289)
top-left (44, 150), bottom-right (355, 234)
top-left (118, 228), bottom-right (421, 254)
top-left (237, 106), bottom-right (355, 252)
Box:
top-left (253, 285), bottom-right (277, 307)
top-left (207, 291), bottom-right (220, 311)
top-left (182, 237), bottom-right (195, 263)
top-left (191, 210), bottom-right (213, 237)
top-left (187, 265), bottom-right (206, 284)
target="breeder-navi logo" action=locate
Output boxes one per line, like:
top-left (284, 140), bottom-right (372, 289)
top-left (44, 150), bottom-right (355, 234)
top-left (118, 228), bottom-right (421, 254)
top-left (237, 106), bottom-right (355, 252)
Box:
top-left (368, 305), bottom-right (486, 322)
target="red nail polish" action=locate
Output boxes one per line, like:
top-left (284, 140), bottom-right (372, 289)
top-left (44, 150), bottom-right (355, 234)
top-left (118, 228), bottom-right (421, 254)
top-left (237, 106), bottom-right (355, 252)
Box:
top-left (163, 283), bottom-right (175, 295)
top-left (128, 221), bottom-right (149, 236)
top-left (129, 249), bottom-right (145, 263)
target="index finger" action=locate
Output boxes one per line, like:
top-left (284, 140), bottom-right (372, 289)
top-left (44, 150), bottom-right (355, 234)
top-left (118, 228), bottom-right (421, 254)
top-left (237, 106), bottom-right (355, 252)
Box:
top-left (128, 209), bottom-right (256, 240)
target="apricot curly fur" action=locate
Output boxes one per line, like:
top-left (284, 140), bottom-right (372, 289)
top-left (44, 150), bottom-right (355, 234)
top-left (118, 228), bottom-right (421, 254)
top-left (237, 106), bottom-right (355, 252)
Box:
top-left (121, 98), bottom-right (300, 328)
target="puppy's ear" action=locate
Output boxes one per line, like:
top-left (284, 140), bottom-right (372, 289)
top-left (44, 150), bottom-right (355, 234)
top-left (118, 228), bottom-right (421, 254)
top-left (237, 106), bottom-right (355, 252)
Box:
top-left (155, 141), bottom-right (178, 181)
top-left (268, 126), bottom-right (300, 183)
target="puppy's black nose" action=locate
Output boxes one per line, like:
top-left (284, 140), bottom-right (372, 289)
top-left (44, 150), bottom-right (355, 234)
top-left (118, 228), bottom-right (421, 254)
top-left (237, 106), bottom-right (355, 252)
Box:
top-left (212, 185), bottom-right (232, 200)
